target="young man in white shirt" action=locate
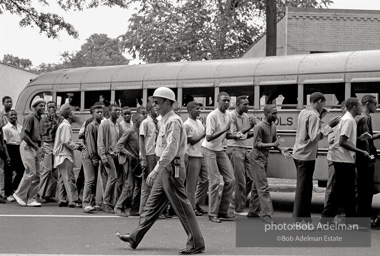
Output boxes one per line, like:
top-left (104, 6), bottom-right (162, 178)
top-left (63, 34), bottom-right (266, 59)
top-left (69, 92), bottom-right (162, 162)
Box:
top-left (184, 101), bottom-right (208, 216)
top-left (2, 110), bottom-right (23, 202)
top-left (202, 92), bottom-right (237, 223)
top-left (321, 98), bottom-right (371, 222)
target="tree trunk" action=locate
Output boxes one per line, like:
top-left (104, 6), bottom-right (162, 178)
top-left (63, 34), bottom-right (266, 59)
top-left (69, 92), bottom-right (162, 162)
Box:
top-left (266, 0), bottom-right (277, 56)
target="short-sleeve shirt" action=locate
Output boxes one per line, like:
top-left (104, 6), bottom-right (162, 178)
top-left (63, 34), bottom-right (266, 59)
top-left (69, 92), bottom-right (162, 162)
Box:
top-left (252, 120), bottom-right (277, 154)
top-left (139, 116), bottom-right (158, 156)
top-left (22, 113), bottom-right (42, 144)
top-left (2, 122), bottom-right (22, 145)
top-left (184, 118), bottom-right (204, 157)
top-left (202, 108), bottom-right (232, 152)
top-left (330, 111), bottom-right (357, 163)
top-left (227, 109), bottom-right (250, 148)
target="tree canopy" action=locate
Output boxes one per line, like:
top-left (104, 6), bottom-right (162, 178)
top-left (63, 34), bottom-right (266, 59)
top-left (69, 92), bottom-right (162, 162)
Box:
top-left (1, 54), bottom-right (33, 70)
top-left (0, 0), bottom-right (130, 38)
top-left (119, 0), bottom-right (333, 63)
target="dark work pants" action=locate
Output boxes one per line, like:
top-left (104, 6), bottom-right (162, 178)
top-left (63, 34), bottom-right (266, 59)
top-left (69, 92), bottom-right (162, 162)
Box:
top-left (4, 144), bottom-right (24, 197)
top-left (293, 159), bottom-right (315, 222)
top-left (76, 164), bottom-right (85, 202)
top-left (129, 161), bottom-right (205, 250)
top-left (322, 162), bottom-right (357, 218)
top-left (356, 159), bottom-right (375, 217)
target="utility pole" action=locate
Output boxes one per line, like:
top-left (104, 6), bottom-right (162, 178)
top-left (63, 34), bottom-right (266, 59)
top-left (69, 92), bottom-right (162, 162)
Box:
top-left (266, 0), bottom-right (277, 56)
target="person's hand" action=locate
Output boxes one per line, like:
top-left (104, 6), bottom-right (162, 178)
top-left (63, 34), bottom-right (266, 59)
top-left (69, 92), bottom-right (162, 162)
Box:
top-left (328, 116), bottom-right (341, 128)
top-left (281, 148), bottom-right (292, 159)
top-left (236, 131), bottom-right (246, 140)
top-left (5, 157), bottom-right (11, 166)
top-left (147, 170), bottom-right (158, 186)
top-left (362, 151), bottom-right (371, 159)
top-left (37, 147), bottom-right (44, 160)
top-left (102, 159), bottom-right (110, 168)
top-left (249, 117), bottom-right (258, 128)
top-left (273, 136), bottom-right (284, 147)
top-left (140, 158), bottom-right (147, 168)
top-left (359, 132), bottom-right (373, 141)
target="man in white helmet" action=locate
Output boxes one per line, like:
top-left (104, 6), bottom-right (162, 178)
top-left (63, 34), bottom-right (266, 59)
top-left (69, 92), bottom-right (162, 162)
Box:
top-left (116, 87), bottom-right (205, 255)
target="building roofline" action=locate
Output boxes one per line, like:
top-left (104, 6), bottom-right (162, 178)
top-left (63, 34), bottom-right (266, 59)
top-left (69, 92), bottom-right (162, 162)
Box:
top-left (0, 62), bottom-right (38, 75)
top-left (288, 7), bottom-right (380, 15)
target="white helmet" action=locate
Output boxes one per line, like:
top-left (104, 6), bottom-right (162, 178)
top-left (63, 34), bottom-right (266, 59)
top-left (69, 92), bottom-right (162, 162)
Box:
top-left (153, 87), bottom-right (176, 102)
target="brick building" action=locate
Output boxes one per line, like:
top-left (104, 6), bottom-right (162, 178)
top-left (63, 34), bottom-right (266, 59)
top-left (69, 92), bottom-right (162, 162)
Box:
top-left (243, 7), bottom-right (380, 58)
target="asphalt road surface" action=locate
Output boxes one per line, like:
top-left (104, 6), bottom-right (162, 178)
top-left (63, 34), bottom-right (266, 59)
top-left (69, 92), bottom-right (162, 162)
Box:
top-left (1, 192), bottom-right (380, 256)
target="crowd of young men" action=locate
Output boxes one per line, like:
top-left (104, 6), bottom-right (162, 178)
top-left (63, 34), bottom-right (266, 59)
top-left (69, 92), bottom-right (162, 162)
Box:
top-left (1, 88), bottom-right (380, 253)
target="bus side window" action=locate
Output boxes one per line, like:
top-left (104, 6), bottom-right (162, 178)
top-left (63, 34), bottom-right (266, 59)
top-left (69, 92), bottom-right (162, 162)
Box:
top-left (115, 89), bottom-right (143, 108)
top-left (56, 92), bottom-right (81, 110)
top-left (30, 91), bottom-right (53, 110)
top-left (85, 90), bottom-right (111, 109)
top-left (351, 82), bottom-right (380, 106)
top-left (303, 83), bottom-right (345, 107)
top-left (182, 87), bottom-right (214, 109)
top-left (219, 85), bottom-right (254, 109)
top-left (260, 84), bottom-right (298, 109)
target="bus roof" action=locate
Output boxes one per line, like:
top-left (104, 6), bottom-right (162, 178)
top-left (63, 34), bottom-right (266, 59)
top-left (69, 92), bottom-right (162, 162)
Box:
top-left (25, 50), bottom-right (380, 90)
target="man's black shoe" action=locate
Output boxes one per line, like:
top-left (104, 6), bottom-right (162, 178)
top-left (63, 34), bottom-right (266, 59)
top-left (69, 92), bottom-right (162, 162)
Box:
top-left (218, 213), bottom-right (235, 221)
top-left (179, 246), bottom-right (205, 254)
top-left (194, 209), bottom-right (203, 216)
top-left (196, 205), bottom-right (207, 214)
top-left (115, 232), bottom-right (137, 249)
top-left (43, 196), bottom-right (57, 203)
top-left (208, 216), bottom-right (221, 223)
top-left (0, 197), bottom-right (6, 204)
top-left (58, 201), bottom-right (68, 207)
top-left (247, 213), bottom-right (260, 218)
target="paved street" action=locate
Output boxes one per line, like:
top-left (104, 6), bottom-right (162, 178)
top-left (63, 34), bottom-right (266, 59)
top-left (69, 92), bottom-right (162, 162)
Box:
top-left (1, 191), bottom-right (380, 256)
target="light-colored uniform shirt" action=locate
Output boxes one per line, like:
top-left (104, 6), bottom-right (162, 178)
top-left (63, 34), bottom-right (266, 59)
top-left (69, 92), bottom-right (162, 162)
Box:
top-left (53, 119), bottom-right (77, 168)
top-left (330, 111), bottom-right (357, 163)
top-left (184, 118), bottom-right (204, 157)
top-left (292, 106), bottom-right (332, 161)
top-left (140, 116), bottom-right (158, 156)
top-left (2, 122), bottom-right (22, 145)
top-left (202, 108), bottom-right (232, 152)
top-left (227, 109), bottom-right (250, 148)
top-left (154, 110), bottom-right (187, 174)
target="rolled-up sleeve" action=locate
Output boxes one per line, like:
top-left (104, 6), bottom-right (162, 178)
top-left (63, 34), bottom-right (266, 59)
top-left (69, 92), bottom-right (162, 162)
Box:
top-left (97, 124), bottom-right (107, 162)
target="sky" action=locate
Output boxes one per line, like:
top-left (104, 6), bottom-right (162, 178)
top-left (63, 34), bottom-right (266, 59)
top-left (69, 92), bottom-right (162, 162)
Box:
top-left (1, 0), bottom-right (380, 67)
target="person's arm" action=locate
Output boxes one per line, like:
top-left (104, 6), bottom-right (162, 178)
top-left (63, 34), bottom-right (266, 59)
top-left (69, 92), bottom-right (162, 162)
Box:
top-left (339, 135), bottom-right (370, 158)
top-left (97, 123), bottom-right (109, 167)
top-left (185, 122), bottom-right (205, 145)
top-left (206, 115), bottom-right (231, 141)
top-left (339, 119), bottom-right (370, 158)
top-left (85, 124), bottom-right (99, 165)
top-left (372, 133), bottom-right (380, 140)
top-left (139, 122), bottom-right (148, 166)
top-left (0, 130), bottom-right (10, 165)
top-left (116, 132), bottom-right (135, 159)
top-left (60, 124), bottom-right (77, 151)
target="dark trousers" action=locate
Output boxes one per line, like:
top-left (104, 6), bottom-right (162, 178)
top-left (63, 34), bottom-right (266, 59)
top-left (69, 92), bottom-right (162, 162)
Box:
top-left (356, 159), bottom-right (375, 217)
top-left (293, 159), bottom-right (315, 222)
top-left (129, 161), bottom-right (205, 250)
top-left (4, 144), bottom-right (24, 197)
top-left (115, 160), bottom-right (141, 213)
top-left (322, 162), bottom-right (357, 218)
top-left (76, 164), bottom-right (85, 202)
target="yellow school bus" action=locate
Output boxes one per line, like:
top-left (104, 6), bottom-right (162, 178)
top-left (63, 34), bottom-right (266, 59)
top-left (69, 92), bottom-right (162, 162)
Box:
top-left (15, 50), bottom-right (380, 186)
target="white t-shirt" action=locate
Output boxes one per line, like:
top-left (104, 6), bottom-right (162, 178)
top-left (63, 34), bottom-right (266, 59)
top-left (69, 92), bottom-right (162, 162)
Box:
top-left (202, 108), bottom-right (231, 152)
top-left (184, 118), bottom-right (204, 157)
